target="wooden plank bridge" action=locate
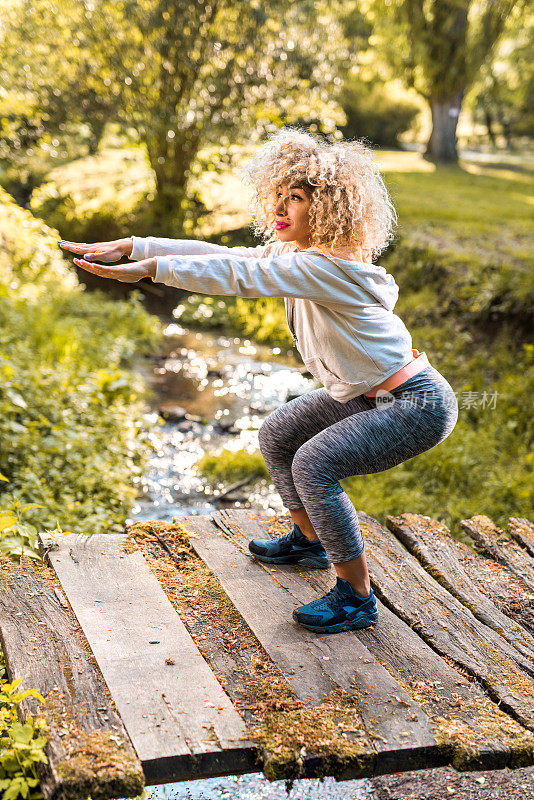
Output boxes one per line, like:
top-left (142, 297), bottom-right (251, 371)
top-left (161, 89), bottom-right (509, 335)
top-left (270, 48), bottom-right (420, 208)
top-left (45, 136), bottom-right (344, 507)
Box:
top-left (1, 508), bottom-right (534, 799)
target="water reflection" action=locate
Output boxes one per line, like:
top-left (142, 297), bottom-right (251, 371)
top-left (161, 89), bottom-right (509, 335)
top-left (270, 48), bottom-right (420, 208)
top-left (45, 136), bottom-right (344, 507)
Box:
top-left (147, 772), bottom-right (373, 799)
top-left (127, 322), bottom-right (374, 800)
top-left (127, 324), bottom-right (319, 523)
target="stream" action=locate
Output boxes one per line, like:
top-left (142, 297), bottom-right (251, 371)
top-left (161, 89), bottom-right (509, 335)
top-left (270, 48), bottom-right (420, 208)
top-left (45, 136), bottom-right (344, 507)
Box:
top-left (126, 314), bottom-right (375, 800)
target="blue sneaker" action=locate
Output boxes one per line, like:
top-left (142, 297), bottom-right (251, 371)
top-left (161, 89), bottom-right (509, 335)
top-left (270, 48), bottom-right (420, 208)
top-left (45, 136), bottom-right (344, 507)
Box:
top-left (293, 577), bottom-right (378, 633)
top-left (248, 523), bottom-right (331, 569)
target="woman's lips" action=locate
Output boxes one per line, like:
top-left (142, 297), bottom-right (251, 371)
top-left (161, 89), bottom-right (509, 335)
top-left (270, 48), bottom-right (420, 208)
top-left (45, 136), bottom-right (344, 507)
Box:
top-left (276, 222), bottom-right (290, 229)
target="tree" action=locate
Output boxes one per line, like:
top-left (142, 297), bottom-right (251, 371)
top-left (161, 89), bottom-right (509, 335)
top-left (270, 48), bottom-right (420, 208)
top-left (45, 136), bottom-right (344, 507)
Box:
top-left (0, 0), bottom-right (118, 202)
top-left (468, 10), bottom-right (534, 147)
top-left (0, 0), bottom-right (351, 229)
top-left (371, 0), bottom-right (526, 161)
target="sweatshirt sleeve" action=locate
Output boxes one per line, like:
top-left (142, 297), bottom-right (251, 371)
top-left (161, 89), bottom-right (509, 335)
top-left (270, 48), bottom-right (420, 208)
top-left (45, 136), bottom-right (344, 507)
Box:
top-left (128, 235), bottom-right (268, 261)
top-left (151, 250), bottom-right (358, 306)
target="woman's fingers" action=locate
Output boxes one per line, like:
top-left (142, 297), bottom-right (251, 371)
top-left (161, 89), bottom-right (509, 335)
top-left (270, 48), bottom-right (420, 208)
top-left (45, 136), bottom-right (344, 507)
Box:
top-left (60, 241), bottom-right (123, 263)
top-left (59, 241), bottom-right (114, 253)
top-left (72, 257), bottom-right (111, 274)
top-left (59, 242), bottom-right (96, 253)
top-left (72, 257), bottom-right (131, 280)
top-left (72, 257), bottom-right (148, 283)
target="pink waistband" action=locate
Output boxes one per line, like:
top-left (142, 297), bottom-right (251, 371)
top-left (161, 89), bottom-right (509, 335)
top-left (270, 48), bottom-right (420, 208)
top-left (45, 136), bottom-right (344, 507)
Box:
top-left (364, 349), bottom-right (430, 397)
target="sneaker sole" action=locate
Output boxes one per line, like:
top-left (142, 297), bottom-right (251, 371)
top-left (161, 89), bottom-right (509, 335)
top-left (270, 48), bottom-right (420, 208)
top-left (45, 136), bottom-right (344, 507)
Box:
top-left (249, 551), bottom-right (331, 569)
top-left (293, 614), bottom-right (379, 633)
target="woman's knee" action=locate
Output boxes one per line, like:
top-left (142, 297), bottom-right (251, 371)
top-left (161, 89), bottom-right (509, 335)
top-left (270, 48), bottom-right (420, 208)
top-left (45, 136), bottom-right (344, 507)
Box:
top-left (291, 442), bottom-right (342, 495)
top-left (258, 409), bottom-right (287, 454)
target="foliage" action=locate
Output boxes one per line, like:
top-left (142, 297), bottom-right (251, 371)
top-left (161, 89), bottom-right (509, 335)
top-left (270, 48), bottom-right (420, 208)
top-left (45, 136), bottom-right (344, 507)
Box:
top-left (370, 0), bottom-right (525, 159)
top-left (372, 0), bottom-right (521, 100)
top-left (0, 492), bottom-right (69, 566)
top-left (0, 649), bottom-right (48, 800)
top-left (194, 447), bottom-right (269, 486)
top-left (26, 134), bottom-right (156, 243)
top-left (174, 295), bottom-right (293, 348)
top-left (338, 76), bottom-right (421, 147)
top-left (467, 10), bottom-right (534, 145)
top-left (385, 240), bottom-right (534, 334)
top-left (0, 186), bottom-right (164, 551)
top-left (0, 179), bottom-right (159, 800)
top-left (0, 0), bottom-right (350, 230)
top-left (0, 0), bottom-right (105, 205)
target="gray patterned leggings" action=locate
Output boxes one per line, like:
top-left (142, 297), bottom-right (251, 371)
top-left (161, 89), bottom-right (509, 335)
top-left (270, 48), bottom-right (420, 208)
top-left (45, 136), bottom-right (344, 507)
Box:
top-left (258, 365), bottom-right (458, 563)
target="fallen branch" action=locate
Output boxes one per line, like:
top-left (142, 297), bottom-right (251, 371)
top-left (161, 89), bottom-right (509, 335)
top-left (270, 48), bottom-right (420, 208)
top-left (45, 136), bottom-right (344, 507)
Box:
top-left (212, 472), bottom-right (262, 504)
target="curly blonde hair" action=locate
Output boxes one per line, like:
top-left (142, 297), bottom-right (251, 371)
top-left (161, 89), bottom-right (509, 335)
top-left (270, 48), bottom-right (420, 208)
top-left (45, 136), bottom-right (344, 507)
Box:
top-left (239, 126), bottom-right (397, 260)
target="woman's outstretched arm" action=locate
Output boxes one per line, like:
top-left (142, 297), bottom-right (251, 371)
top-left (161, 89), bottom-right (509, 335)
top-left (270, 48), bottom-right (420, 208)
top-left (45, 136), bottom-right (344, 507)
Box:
top-left (68, 247), bottom-right (390, 305)
top-left (128, 236), bottom-right (269, 261)
top-left (146, 249), bottom-right (378, 306)
top-left (59, 236), bottom-right (271, 262)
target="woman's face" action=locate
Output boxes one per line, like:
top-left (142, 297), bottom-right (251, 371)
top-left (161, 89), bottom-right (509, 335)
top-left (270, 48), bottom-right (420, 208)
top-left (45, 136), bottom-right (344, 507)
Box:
top-left (273, 183), bottom-right (313, 250)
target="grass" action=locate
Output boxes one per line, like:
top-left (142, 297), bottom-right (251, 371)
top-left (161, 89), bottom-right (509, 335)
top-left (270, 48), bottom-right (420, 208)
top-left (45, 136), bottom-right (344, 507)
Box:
top-left (382, 152), bottom-right (533, 268)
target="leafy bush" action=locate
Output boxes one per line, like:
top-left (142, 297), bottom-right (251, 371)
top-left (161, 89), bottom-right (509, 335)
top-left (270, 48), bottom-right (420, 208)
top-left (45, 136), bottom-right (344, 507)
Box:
top-left (0, 650), bottom-right (48, 800)
top-left (0, 185), bottom-right (165, 800)
top-left (0, 491), bottom-right (60, 564)
top-left (0, 186), bottom-right (164, 549)
top-left (338, 78), bottom-right (421, 147)
top-left (384, 238), bottom-right (534, 335)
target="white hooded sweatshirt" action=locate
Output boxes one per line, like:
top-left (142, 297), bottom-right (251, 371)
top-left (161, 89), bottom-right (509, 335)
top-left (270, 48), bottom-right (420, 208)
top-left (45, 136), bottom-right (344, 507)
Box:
top-left (129, 236), bottom-right (416, 403)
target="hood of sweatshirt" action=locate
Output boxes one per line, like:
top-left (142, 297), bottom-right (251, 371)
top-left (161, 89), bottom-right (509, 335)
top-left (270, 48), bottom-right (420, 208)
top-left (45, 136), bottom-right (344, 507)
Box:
top-left (300, 249), bottom-right (400, 312)
top-left (331, 258), bottom-right (399, 312)
top-left (271, 241), bottom-right (400, 312)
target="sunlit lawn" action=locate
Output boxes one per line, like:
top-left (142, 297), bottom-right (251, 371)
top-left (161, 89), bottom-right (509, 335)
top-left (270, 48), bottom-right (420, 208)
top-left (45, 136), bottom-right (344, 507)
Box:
top-left (378, 150), bottom-right (533, 267)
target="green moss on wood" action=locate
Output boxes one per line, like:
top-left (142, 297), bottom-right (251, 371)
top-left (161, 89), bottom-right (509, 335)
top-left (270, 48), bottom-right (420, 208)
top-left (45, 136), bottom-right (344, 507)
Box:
top-left (395, 675), bottom-right (534, 771)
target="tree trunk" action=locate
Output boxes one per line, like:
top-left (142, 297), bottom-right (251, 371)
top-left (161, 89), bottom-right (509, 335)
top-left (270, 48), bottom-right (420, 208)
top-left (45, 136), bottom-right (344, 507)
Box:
top-left (144, 127), bottom-right (203, 234)
top-left (87, 117), bottom-right (107, 155)
top-left (484, 109), bottom-right (497, 148)
top-left (495, 108), bottom-right (515, 150)
top-left (425, 92), bottom-right (464, 162)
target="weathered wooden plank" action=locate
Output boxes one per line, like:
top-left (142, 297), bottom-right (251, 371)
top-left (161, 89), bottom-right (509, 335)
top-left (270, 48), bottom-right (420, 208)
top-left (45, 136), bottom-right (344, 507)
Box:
top-left (384, 513), bottom-right (534, 664)
top-left (213, 509), bottom-right (534, 771)
top-left (374, 514), bottom-right (534, 640)
top-left (348, 510), bottom-right (534, 732)
top-left (124, 518), bottom-right (372, 783)
top-left (183, 514), bottom-right (446, 779)
top-left (44, 532), bottom-right (257, 784)
top-left (509, 517), bottom-right (534, 559)
top-left (461, 515), bottom-right (534, 592)
top-left (0, 555), bottom-right (145, 800)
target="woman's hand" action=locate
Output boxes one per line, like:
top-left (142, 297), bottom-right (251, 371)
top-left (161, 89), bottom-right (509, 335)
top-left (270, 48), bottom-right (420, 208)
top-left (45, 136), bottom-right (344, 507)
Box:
top-left (71, 255), bottom-right (157, 283)
top-left (59, 237), bottom-right (133, 262)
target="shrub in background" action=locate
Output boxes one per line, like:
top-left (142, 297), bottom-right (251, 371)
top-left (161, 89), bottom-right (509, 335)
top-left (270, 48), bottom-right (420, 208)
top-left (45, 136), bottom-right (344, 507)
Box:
top-left (338, 78), bottom-right (421, 147)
